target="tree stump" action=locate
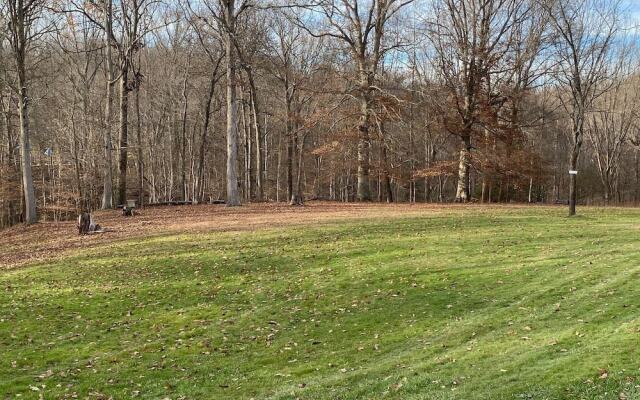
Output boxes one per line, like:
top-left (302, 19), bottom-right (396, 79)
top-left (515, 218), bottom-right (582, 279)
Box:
top-left (78, 213), bottom-right (103, 234)
top-left (78, 212), bottom-right (91, 235)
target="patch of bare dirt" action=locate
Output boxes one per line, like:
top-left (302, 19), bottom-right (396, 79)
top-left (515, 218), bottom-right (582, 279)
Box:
top-left (0, 201), bottom-right (549, 269)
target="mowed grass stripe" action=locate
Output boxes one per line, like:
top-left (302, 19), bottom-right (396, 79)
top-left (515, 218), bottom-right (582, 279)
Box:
top-left (0, 207), bottom-right (639, 399)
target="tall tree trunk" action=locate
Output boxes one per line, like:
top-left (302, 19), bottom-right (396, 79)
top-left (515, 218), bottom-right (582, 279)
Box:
top-left (17, 84), bottom-right (36, 224)
top-left (9, 0), bottom-right (38, 225)
top-left (383, 145), bottom-right (393, 203)
top-left (290, 128), bottom-right (303, 205)
top-left (568, 144), bottom-right (579, 216)
top-left (224, 5), bottom-right (240, 207)
top-left (285, 87), bottom-right (294, 202)
top-left (102, 0), bottom-right (114, 209)
top-left (408, 108), bottom-right (415, 203)
top-left (276, 126), bottom-right (282, 202)
top-left (568, 121), bottom-right (583, 216)
top-left (289, 134), bottom-right (305, 206)
top-left (357, 93), bottom-right (371, 201)
top-left (379, 123), bottom-right (393, 203)
top-left (455, 135), bottom-right (472, 202)
top-left (1, 94), bottom-right (14, 166)
top-left (81, 91), bottom-right (91, 211)
top-left (197, 69), bottom-right (217, 202)
top-left (246, 69), bottom-right (263, 201)
top-left (71, 110), bottom-right (83, 212)
top-left (180, 66), bottom-right (189, 202)
top-left (240, 88), bottom-right (251, 200)
top-left (602, 176), bottom-right (611, 204)
top-left (117, 65), bottom-right (129, 206)
top-left (135, 87), bottom-right (144, 207)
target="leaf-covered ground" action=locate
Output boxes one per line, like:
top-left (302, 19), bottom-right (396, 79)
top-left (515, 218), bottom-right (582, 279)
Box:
top-left (1, 206), bottom-right (639, 399)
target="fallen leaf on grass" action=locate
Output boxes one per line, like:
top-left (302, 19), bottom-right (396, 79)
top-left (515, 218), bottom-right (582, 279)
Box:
top-left (38, 369), bottom-right (54, 379)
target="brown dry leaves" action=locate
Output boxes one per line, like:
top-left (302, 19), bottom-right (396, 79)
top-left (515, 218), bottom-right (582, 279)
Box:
top-left (0, 201), bottom-right (541, 269)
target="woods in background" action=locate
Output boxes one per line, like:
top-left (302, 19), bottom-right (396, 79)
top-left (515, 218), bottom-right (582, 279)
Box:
top-left (1, 0), bottom-right (639, 227)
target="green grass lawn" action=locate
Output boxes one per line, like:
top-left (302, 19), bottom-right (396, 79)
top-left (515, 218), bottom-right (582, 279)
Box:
top-left (1, 207), bottom-right (640, 399)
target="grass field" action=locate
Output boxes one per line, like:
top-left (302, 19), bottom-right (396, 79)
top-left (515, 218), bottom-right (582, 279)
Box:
top-left (1, 205), bottom-right (639, 399)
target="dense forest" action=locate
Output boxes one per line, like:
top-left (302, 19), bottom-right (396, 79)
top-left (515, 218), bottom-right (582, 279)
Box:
top-left (1, 0), bottom-right (639, 227)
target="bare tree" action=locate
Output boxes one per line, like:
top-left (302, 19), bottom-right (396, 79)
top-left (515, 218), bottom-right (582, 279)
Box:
top-left (113, 0), bottom-right (160, 206)
top-left (265, 9), bottom-right (330, 204)
top-left (426, 0), bottom-right (528, 202)
top-left (238, 17), bottom-right (267, 202)
top-left (296, 0), bottom-right (413, 201)
top-left (54, 11), bottom-right (102, 212)
top-left (188, 0), bottom-right (255, 206)
top-left (62, 0), bottom-right (158, 208)
top-left (5, 0), bottom-right (52, 224)
top-left (586, 74), bottom-right (638, 203)
top-left (546, 0), bottom-right (622, 215)
top-left (220, 0), bottom-right (246, 206)
top-left (102, 0), bottom-right (115, 209)
top-left (184, 6), bottom-right (225, 202)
